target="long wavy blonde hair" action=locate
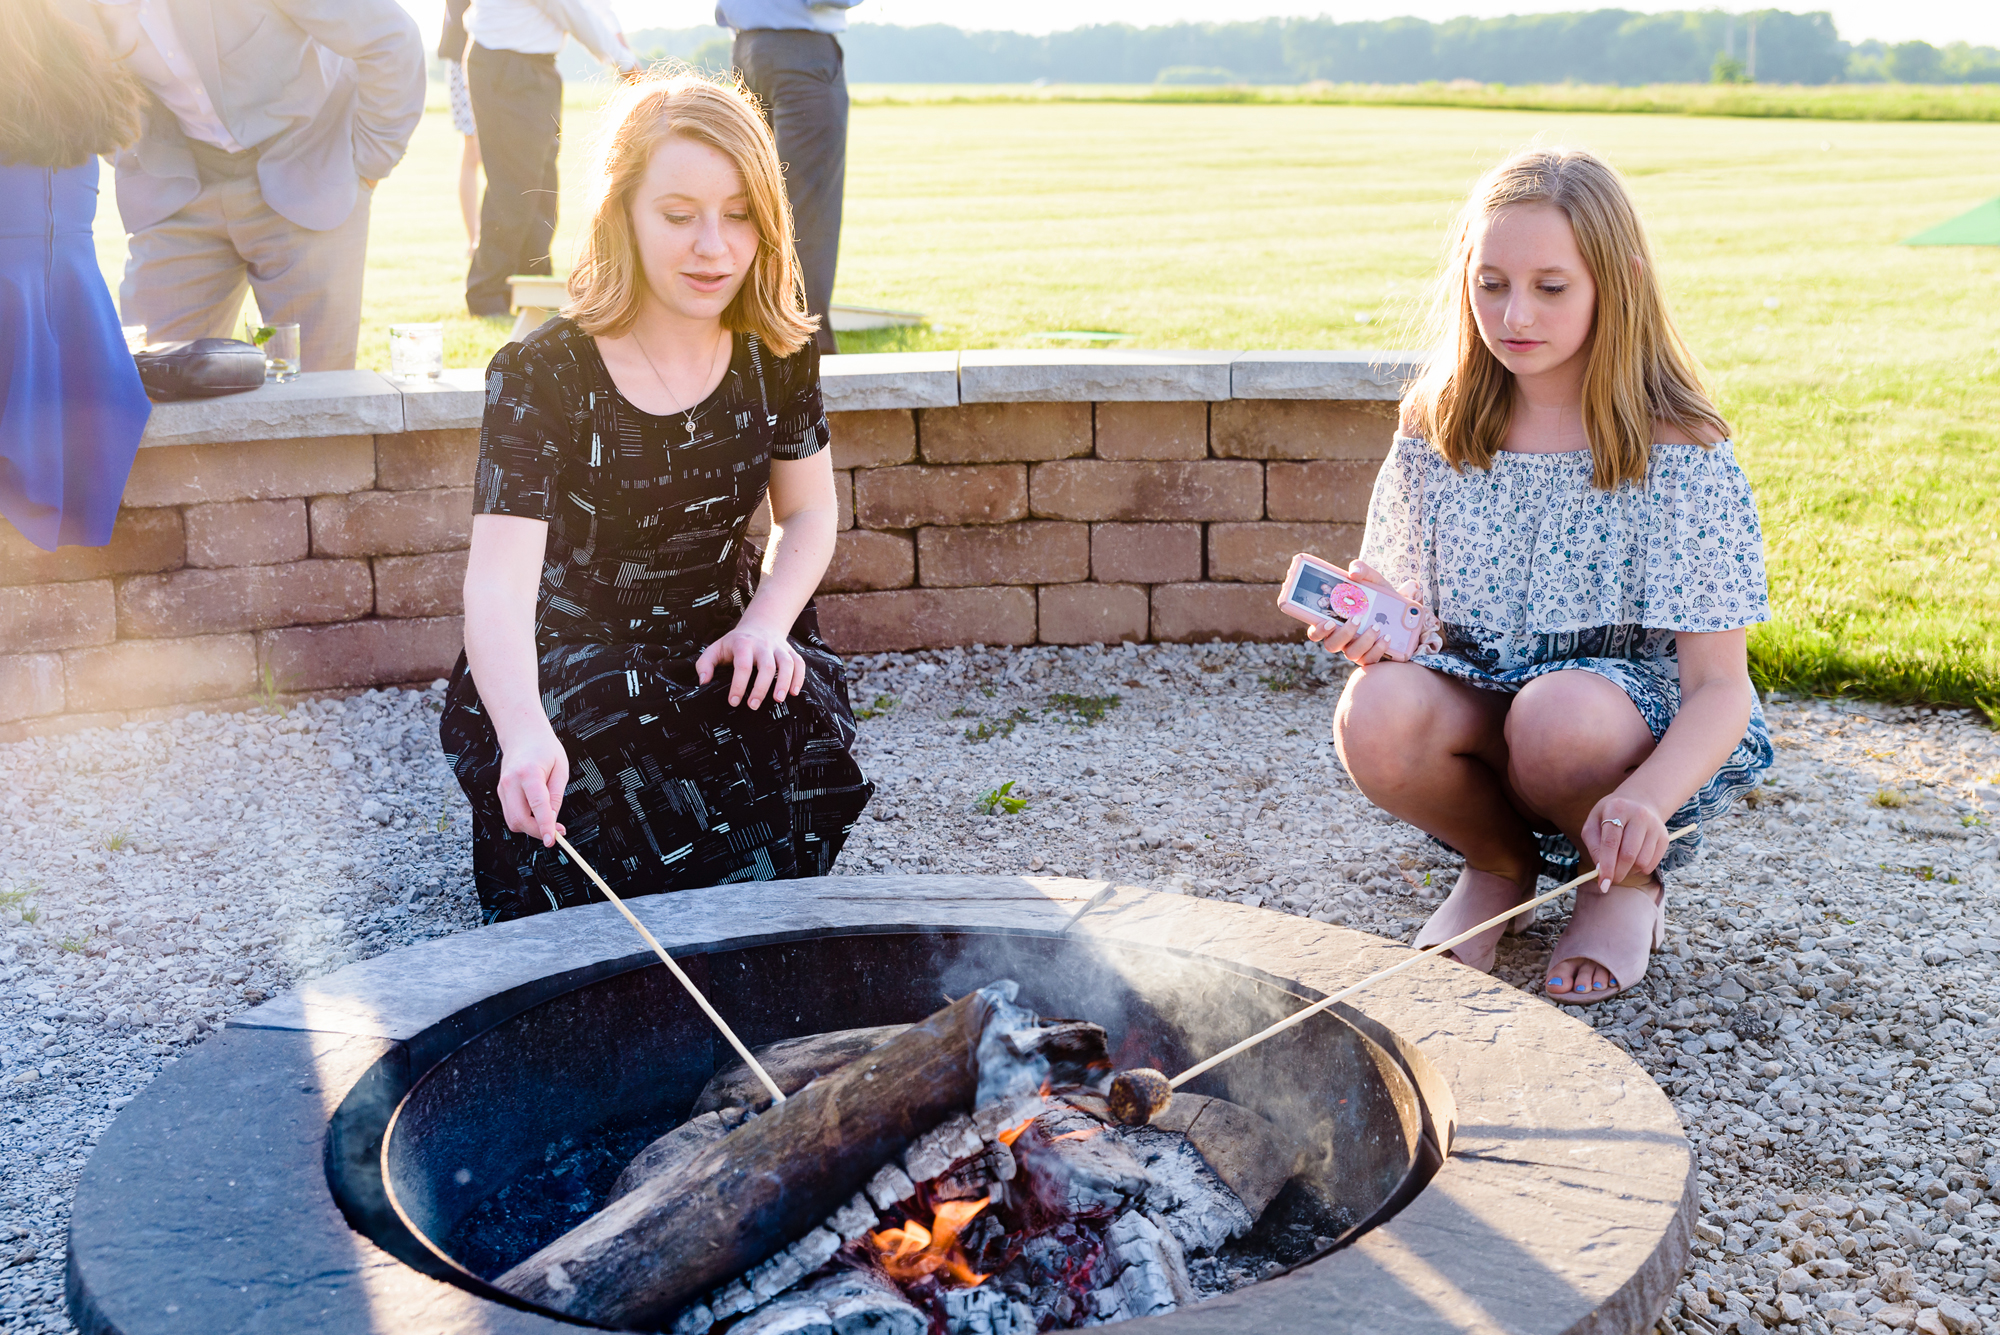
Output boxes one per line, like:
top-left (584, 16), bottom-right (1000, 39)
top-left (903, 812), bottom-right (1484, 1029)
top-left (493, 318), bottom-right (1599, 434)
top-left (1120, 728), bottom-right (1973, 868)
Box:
top-left (1402, 147), bottom-right (1727, 490)
top-left (566, 71), bottom-right (817, 355)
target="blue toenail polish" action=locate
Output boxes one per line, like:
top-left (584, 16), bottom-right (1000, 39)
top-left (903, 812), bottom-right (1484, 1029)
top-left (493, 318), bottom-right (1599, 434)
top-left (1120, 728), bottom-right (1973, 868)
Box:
top-left (1547, 978), bottom-right (1561, 987)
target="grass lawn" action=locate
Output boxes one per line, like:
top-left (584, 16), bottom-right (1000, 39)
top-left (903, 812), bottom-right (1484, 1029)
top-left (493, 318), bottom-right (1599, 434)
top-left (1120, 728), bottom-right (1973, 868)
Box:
top-left (852, 81), bottom-right (2000, 124)
top-left (91, 98), bottom-right (2000, 714)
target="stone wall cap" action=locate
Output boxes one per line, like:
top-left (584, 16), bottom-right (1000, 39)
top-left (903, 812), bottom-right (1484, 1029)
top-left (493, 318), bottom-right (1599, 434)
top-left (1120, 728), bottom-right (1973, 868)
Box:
top-left (137, 370), bottom-right (404, 449)
top-left (1230, 350), bottom-right (1428, 401)
top-left (126, 351), bottom-right (1433, 449)
top-left (960, 349), bottom-right (1235, 403)
top-left (395, 368), bottom-right (489, 433)
top-left (821, 351), bottom-right (960, 411)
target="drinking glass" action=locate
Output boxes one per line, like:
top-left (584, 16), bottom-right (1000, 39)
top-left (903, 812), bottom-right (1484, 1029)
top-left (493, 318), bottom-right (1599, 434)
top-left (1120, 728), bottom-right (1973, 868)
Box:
top-left (389, 322), bottom-right (445, 380)
top-left (120, 325), bottom-right (148, 354)
top-left (245, 320), bottom-right (301, 382)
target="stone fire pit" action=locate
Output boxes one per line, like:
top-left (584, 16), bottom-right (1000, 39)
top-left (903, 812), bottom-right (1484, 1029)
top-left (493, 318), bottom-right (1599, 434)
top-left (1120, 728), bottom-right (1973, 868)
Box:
top-left (64, 877), bottom-right (1695, 1334)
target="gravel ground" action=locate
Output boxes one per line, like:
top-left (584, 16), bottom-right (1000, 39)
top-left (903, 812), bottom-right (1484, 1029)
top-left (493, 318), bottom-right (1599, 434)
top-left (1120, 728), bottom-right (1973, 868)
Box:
top-left (2, 641), bottom-right (1997, 1335)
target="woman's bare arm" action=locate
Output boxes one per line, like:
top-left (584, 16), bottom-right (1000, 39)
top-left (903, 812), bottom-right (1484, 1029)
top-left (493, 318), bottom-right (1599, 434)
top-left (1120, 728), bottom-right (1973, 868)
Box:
top-left (1584, 627), bottom-right (1757, 888)
top-left (462, 513), bottom-right (568, 846)
top-left (695, 451), bottom-right (839, 708)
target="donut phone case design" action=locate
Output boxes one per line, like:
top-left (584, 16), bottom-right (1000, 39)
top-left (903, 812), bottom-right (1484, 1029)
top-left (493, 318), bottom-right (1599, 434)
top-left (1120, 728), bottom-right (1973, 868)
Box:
top-left (1277, 552), bottom-right (1428, 661)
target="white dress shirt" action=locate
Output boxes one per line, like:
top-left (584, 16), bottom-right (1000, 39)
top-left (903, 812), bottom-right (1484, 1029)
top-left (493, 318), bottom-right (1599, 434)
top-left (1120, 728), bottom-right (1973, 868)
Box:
top-left (466, 0), bottom-right (640, 71)
top-left (93, 0), bottom-right (248, 153)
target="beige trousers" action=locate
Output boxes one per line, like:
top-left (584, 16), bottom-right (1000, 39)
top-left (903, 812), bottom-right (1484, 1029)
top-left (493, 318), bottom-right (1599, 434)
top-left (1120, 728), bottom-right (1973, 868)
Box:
top-left (119, 141), bottom-right (373, 372)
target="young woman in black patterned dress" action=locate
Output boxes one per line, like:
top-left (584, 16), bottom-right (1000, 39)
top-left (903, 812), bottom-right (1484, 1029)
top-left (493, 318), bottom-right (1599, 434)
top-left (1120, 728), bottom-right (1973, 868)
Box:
top-left (440, 73), bottom-right (872, 921)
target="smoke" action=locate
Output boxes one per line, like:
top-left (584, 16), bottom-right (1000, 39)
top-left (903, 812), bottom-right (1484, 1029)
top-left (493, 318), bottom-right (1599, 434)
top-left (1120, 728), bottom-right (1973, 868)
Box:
top-left (972, 980), bottom-right (1051, 1108)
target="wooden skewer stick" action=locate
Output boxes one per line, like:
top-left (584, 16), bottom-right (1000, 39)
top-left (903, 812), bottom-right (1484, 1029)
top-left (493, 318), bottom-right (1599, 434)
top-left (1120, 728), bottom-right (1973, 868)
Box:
top-left (1167, 825), bottom-right (1697, 1090)
top-left (552, 831), bottom-right (785, 1106)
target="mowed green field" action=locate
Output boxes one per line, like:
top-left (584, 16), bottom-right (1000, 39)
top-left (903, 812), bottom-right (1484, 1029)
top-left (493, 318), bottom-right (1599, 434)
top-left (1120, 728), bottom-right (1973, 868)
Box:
top-left (91, 99), bottom-right (2000, 713)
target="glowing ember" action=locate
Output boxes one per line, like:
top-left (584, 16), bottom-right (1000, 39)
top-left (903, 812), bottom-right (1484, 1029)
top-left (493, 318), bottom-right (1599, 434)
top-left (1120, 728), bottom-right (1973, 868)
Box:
top-left (866, 1198), bottom-right (991, 1287)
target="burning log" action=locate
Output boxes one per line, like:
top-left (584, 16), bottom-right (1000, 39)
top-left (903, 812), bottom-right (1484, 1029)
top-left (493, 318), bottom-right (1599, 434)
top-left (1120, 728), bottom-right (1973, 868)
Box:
top-left (1010, 1100), bottom-right (1152, 1223)
top-left (494, 989), bottom-right (1000, 1328)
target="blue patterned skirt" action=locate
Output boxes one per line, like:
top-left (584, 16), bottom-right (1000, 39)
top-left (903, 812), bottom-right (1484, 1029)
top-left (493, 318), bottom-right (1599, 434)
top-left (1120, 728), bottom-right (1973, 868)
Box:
top-left (1415, 623), bottom-right (1772, 875)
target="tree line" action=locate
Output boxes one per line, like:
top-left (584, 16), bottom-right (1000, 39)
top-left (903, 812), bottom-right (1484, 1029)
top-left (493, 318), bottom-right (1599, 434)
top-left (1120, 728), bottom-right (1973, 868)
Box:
top-left (617, 10), bottom-right (2000, 88)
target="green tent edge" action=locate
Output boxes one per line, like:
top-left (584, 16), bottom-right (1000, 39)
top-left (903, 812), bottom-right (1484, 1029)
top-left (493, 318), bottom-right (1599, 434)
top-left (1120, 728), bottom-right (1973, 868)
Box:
top-left (1903, 196), bottom-right (2000, 246)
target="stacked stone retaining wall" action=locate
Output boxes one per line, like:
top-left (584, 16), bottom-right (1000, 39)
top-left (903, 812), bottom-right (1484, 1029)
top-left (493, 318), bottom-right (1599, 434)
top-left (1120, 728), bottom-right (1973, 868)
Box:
top-left (0, 350), bottom-right (1418, 740)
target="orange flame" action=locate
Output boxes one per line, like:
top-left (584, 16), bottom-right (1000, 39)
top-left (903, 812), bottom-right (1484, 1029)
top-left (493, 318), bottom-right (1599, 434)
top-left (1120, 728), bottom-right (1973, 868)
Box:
top-left (866, 1198), bottom-right (991, 1287)
top-left (1051, 1126), bottom-right (1103, 1144)
top-left (996, 1115), bottom-right (1035, 1148)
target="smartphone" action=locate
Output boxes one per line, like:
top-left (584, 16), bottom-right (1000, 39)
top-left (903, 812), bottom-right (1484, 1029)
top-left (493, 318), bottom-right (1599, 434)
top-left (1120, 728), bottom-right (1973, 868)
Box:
top-left (1276, 552), bottom-right (1428, 661)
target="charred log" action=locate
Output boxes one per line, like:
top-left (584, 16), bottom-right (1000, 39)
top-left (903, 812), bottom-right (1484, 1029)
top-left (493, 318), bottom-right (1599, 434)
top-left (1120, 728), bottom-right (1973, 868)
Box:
top-left (693, 1024), bottom-right (911, 1115)
top-left (606, 1106), bottom-right (750, 1203)
top-left (1148, 1093), bottom-right (1301, 1217)
top-left (495, 991), bottom-right (995, 1329)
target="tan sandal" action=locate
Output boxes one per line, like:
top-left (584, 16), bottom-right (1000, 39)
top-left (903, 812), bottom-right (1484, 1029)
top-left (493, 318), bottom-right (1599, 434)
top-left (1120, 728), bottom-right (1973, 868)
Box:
top-left (1544, 878), bottom-right (1666, 1006)
top-left (1411, 866), bottom-right (1540, 974)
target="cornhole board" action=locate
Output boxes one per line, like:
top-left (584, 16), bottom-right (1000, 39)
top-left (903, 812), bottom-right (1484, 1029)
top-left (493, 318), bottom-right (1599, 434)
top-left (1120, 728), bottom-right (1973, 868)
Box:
top-left (1903, 197), bottom-right (2000, 246)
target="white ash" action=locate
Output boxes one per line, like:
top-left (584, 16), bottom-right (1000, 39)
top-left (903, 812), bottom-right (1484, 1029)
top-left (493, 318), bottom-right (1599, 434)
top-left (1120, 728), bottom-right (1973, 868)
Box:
top-left (942, 1283), bottom-right (1036, 1335)
top-left (826, 1193), bottom-right (880, 1243)
top-left (1088, 1209), bottom-right (1192, 1323)
top-left (864, 1163), bottom-right (916, 1212)
top-left (902, 1112), bottom-right (986, 1183)
top-left (712, 1227), bottom-right (844, 1320)
top-left (1123, 1126), bottom-right (1257, 1255)
top-left (4, 644), bottom-right (2000, 1332)
top-left (719, 1268), bottom-right (926, 1335)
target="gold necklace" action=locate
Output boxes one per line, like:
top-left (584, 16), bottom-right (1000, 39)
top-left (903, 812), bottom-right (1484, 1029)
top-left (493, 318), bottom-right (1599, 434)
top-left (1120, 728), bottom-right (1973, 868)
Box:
top-left (630, 327), bottom-right (725, 442)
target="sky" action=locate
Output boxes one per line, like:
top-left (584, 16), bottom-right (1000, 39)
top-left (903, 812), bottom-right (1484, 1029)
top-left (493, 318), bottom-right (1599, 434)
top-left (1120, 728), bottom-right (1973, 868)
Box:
top-left (403, 0), bottom-right (2000, 50)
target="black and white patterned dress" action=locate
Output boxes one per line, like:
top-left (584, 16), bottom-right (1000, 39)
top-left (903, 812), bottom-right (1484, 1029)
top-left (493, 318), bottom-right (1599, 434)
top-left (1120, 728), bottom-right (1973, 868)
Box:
top-left (440, 318), bottom-right (873, 921)
top-left (1360, 434), bottom-right (1774, 874)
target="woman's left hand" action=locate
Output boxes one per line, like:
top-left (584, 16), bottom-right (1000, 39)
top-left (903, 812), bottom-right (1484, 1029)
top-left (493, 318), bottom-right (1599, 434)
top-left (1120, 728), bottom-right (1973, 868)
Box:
top-left (1580, 791), bottom-right (1670, 894)
top-left (696, 622), bottom-right (804, 709)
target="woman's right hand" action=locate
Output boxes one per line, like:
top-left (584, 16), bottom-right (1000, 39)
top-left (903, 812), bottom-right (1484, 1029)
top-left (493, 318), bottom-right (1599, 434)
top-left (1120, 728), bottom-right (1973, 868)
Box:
top-left (497, 720), bottom-right (569, 847)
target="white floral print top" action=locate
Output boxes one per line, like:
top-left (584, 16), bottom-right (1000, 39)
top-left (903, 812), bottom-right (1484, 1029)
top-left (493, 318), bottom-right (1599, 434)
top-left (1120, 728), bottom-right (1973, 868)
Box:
top-left (1358, 433), bottom-right (1774, 873)
top-left (1361, 436), bottom-right (1770, 661)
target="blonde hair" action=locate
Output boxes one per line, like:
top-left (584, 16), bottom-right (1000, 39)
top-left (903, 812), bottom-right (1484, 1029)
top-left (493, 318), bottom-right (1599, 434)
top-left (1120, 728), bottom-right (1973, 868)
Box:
top-left (1402, 146), bottom-right (1727, 490)
top-left (566, 71), bottom-right (817, 355)
top-left (0, 0), bottom-right (145, 169)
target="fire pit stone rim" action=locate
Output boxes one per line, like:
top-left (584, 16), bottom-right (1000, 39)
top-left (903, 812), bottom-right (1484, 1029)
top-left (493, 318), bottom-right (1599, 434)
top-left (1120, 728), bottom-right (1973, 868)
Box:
top-left (66, 875), bottom-right (1693, 1335)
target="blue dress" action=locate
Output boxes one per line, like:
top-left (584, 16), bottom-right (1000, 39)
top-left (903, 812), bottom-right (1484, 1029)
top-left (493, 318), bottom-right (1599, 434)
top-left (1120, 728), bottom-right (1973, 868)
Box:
top-left (0, 158), bottom-right (151, 551)
top-left (1359, 434), bottom-right (1775, 874)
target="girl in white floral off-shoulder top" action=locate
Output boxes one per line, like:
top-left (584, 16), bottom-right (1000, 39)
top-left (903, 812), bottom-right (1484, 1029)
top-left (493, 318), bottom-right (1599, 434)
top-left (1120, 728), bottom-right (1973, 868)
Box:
top-left (1308, 147), bottom-right (1771, 1005)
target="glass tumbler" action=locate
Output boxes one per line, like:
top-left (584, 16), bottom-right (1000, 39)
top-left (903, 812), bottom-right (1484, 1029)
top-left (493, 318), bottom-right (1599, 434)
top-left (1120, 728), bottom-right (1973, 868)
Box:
top-left (390, 322), bottom-right (445, 380)
top-left (245, 320), bottom-right (301, 381)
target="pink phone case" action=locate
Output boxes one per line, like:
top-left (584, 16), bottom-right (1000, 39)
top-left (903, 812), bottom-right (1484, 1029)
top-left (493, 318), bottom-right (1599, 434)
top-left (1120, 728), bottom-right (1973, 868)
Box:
top-left (1276, 552), bottom-right (1428, 661)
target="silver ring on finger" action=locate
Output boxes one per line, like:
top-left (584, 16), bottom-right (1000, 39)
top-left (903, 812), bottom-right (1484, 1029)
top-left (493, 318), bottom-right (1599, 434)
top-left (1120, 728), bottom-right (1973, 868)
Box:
top-left (1601, 817), bottom-right (1625, 829)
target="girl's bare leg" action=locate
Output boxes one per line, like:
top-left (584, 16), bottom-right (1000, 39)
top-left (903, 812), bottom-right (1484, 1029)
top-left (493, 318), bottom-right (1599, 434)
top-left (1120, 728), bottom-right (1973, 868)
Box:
top-left (460, 135), bottom-right (483, 253)
top-left (1335, 663), bottom-right (1541, 958)
top-left (1503, 671), bottom-right (1660, 995)
top-left (1336, 662), bottom-right (1536, 877)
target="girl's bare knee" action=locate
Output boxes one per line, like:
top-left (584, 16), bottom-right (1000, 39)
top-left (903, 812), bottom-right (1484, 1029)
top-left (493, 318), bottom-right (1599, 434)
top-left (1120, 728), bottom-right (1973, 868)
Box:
top-left (1335, 665), bottom-right (1441, 788)
top-left (1506, 676), bottom-right (1651, 806)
